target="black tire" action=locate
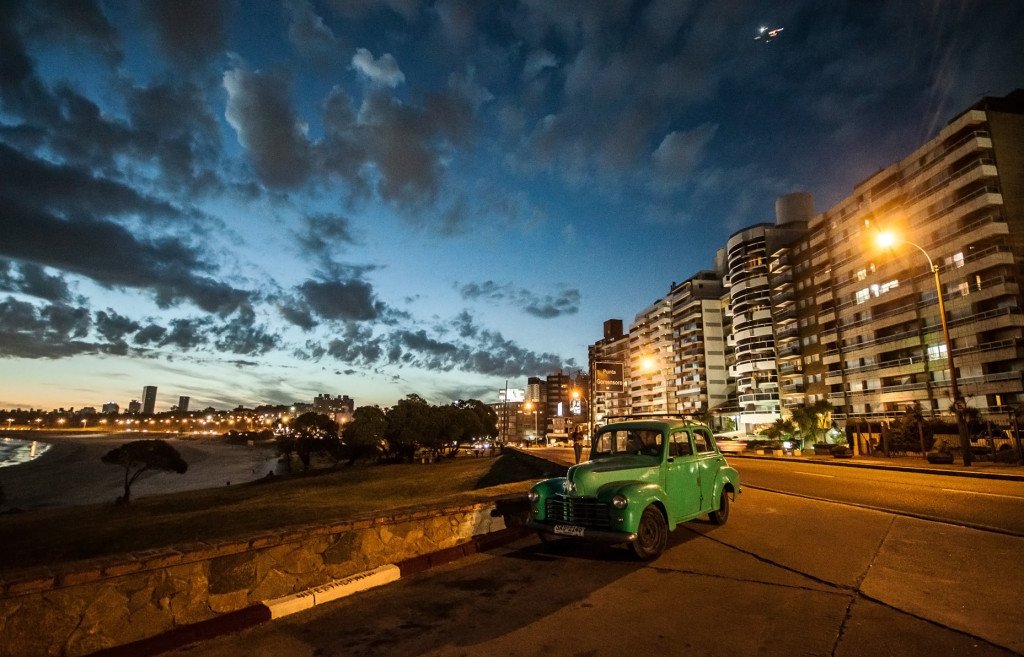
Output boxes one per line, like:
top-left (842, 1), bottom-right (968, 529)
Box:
top-left (709, 489), bottom-right (730, 525)
top-left (631, 506), bottom-right (668, 560)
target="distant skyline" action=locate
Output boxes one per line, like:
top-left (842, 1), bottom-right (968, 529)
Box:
top-left (2, 1), bottom-right (1023, 411)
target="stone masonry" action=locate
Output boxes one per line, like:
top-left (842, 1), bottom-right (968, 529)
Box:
top-left (0, 501), bottom-right (508, 657)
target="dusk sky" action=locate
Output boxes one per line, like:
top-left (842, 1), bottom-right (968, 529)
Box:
top-left (2, 1), bottom-right (1022, 412)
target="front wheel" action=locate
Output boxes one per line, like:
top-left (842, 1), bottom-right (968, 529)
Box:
top-left (709, 489), bottom-right (730, 525)
top-left (631, 506), bottom-right (668, 560)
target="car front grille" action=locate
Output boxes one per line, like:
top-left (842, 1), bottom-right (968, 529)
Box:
top-left (545, 495), bottom-right (610, 529)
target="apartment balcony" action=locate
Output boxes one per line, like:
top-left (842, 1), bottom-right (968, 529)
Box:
top-left (774, 325), bottom-right (800, 341)
top-left (949, 306), bottom-right (1024, 339)
top-left (909, 187), bottom-right (1003, 234)
top-left (731, 358), bottom-right (777, 378)
top-left (776, 343), bottom-right (801, 358)
top-left (738, 392), bottom-right (781, 406)
top-left (925, 212), bottom-right (1007, 250)
top-left (778, 362), bottom-right (803, 376)
top-left (773, 306), bottom-right (797, 323)
top-left (959, 371), bottom-right (1024, 397)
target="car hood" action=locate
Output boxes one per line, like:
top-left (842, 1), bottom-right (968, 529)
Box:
top-left (567, 454), bottom-right (661, 494)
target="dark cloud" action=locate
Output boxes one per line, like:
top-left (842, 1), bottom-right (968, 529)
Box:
top-left (306, 309), bottom-right (571, 379)
top-left (296, 276), bottom-right (382, 322)
top-left (286, 0), bottom-right (339, 61)
top-left (0, 296), bottom-right (97, 358)
top-left (296, 214), bottom-right (356, 262)
top-left (0, 196), bottom-right (249, 315)
top-left (17, 0), bottom-right (121, 61)
top-left (213, 307), bottom-right (280, 355)
top-left (278, 304), bottom-right (318, 331)
top-left (143, 0), bottom-right (233, 69)
top-left (0, 261), bottom-right (74, 303)
top-left (134, 324), bottom-right (167, 345)
top-left (124, 80), bottom-right (223, 192)
top-left (457, 280), bottom-right (580, 318)
top-left (0, 143), bottom-right (184, 220)
top-left (323, 323), bottom-right (385, 366)
top-left (94, 309), bottom-right (141, 344)
top-left (223, 65), bottom-right (312, 188)
top-left (159, 318), bottom-right (210, 350)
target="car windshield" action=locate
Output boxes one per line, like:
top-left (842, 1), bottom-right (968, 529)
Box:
top-left (592, 429), bottom-right (663, 457)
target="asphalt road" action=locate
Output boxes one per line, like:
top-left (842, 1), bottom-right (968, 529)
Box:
top-left (162, 486), bottom-right (1024, 657)
top-left (730, 456), bottom-right (1024, 535)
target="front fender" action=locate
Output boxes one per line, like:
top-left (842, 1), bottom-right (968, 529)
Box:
top-left (715, 465), bottom-right (741, 499)
top-left (528, 477), bottom-right (567, 521)
top-left (597, 481), bottom-right (670, 532)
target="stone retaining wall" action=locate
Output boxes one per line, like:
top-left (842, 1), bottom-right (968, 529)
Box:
top-left (0, 501), bottom-right (508, 657)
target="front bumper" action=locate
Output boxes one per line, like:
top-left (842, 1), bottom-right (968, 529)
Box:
top-left (525, 521), bottom-right (637, 544)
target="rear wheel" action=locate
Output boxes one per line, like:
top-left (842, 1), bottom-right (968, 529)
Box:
top-left (631, 506), bottom-right (668, 560)
top-left (709, 489), bottom-right (730, 525)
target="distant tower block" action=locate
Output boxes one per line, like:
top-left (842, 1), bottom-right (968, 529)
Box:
top-left (775, 192), bottom-right (814, 225)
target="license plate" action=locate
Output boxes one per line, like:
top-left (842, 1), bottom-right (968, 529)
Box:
top-left (553, 524), bottom-right (585, 537)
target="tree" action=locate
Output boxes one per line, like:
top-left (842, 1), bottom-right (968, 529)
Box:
top-left (343, 406), bottom-right (387, 465)
top-left (291, 412), bottom-right (340, 471)
top-left (101, 439), bottom-right (188, 504)
top-left (275, 435), bottom-right (296, 472)
top-left (885, 404), bottom-right (932, 454)
top-left (384, 395), bottom-right (432, 462)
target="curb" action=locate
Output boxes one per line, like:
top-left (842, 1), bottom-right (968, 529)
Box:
top-left (85, 526), bottom-right (529, 657)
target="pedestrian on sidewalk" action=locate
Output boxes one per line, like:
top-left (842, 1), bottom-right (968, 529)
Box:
top-left (572, 428), bottom-right (584, 464)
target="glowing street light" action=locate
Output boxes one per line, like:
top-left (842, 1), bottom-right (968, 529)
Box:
top-left (875, 230), bottom-right (971, 465)
top-left (523, 401), bottom-right (539, 444)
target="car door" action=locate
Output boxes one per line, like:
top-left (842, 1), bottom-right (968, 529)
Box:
top-left (664, 430), bottom-right (701, 522)
top-left (693, 427), bottom-right (722, 511)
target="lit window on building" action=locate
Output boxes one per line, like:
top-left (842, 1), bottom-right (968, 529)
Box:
top-left (927, 344), bottom-right (947, 361)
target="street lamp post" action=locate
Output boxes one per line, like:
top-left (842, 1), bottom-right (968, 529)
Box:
top-left (523, 402), bottom-right (539, 445)
top-left (571, 389), bottom-right (589, 428)
top-left (876, 231), bottom-right (971, 465)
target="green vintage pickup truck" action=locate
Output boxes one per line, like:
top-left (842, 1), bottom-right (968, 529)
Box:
top-left (526, 417), bottom-right (740, 559)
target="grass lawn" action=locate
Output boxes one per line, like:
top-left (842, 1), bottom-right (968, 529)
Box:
top-left (0, 452), bottom-right (546, 573)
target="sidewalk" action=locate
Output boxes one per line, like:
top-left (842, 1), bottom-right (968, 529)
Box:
top-left (526, 445), bottom-right (1024, 481)
top-left (728, 450), bottom-right (1024, 481)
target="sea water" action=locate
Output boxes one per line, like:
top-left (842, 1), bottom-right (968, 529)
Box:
top-left (0, 436), bottom-right (51, 468)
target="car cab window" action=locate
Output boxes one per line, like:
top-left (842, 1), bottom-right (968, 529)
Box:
top-left (593, 429), bottom-right (663, 457)
top-left (669, 431), bottom-right (693, 457)
top-left (693, 428), bottom-right (715, 454)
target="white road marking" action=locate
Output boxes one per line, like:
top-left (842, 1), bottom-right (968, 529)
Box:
top-left (940, 488), bottom-right (1024, 500)
top-left (793, 471), bottom-right (836, 478)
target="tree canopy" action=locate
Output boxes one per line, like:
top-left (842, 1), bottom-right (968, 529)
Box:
top-left (101, 439), bottom-right (188, 504)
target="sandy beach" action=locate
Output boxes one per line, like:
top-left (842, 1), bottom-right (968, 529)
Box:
top-left (0, 433), bottom-right (280, 510)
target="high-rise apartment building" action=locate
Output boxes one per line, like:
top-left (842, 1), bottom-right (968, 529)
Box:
top-left (587, 89), bottom-right (1024, 432)
top-left (724, 195), bottom-right (808, 432)
top-left (588, 319), bottom-right (630, 426)
top-left (177, 396), bottom-right (190, 414)
top-left (141, 386), bottom-right (157, 415)
top-left (669, 272), bottom-right (729, 415)
top-left (544, 372), bottom-right (571, 440)
top-left (809, 90), bottom-right (1024, 419)
top-left (628, 297), bottom-right (675, 414)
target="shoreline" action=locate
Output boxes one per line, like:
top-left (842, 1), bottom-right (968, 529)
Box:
top-left (0, 432), bottom-right (280, 510)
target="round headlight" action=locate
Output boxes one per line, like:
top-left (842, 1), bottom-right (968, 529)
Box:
top-left (611, 495), bottom-right (628, 509)
top-left (527, 490), bottom-right (540, 502)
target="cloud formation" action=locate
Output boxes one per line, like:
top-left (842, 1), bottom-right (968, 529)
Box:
top-left (351, 48), bottom-right (406, 87)
top-left (457, 281), bottom-right (581, 318)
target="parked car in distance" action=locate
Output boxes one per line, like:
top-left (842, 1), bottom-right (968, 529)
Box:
top-left (526, 417), bottom-right (740, 560)
top-left (714, 437), bottom-right (748, 453)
